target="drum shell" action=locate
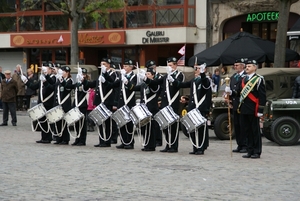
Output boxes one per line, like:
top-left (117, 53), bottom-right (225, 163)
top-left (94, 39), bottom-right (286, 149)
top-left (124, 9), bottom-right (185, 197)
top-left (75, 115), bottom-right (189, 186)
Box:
top-left (180, 108), bottom-right (207, 133)
top-left (45, 105), bottom-right (65, 124)
top-left (130, 104), bottom-right (152, 127)
top-left (27, 103), bottom-right (47, 121)
top-left (111, 105), bottom-right (131, 128)
top-left (63, 107), bottom-right (84, 126)
top-left (153, 106), bottom-right (179, 130)
top-left (88, 103), bottom-right (112, 126)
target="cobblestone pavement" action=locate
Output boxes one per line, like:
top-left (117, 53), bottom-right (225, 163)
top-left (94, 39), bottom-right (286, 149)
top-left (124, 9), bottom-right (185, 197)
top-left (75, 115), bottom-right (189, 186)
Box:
top-left (0, 114), bottom-right (300, 200)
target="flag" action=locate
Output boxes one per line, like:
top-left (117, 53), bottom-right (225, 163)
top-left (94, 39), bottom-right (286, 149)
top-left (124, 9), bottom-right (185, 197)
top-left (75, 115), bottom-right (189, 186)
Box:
top-left (58, 35), bottom-right (64, 43)
top-left (177, 55), bottom-right (185, 66)
top-left (178, 45), bottom-right (185, 56)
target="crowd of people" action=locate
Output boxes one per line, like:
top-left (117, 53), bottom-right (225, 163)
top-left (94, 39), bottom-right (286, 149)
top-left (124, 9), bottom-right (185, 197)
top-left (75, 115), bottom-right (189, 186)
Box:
top-left (0, 57), bottom-right (267, 158)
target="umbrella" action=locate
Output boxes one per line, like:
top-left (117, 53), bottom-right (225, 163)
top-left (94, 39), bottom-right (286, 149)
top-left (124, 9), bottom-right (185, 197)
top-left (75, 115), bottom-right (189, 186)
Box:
top-left (188, 31), bottom-right (300, 66)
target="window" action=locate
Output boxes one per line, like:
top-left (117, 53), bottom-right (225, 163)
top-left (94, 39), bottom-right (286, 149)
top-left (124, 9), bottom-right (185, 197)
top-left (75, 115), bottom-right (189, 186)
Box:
top-left (265, 80), bottom-right (273, 91)
top-left (0, 0), bottom-right (16, 13)
top-left (0, 17), bottom-right (16, 32)
top-left (127, 10), bottom-right (153, 28)
top-left (45, 15), bottom-right (68, 31)
top-left (20, 0), bottom-right (42, 11)
top-left (19, 16), bottom-right (42, 31)
top-left (156, 8), bottom-right (184, 26)
top-left (158, 0), bottom-right (183, 5)
top-left (79, 14), bottom-right (96, 30)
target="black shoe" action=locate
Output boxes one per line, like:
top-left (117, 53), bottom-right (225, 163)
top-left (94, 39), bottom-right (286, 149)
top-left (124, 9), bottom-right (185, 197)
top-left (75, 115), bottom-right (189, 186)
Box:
top-left (111, 140), bottom-right (117, 144)
top-left (242, 154), bottom-right (252, 158)
top-left (59, 141), bottom-right (69, 145)
top-left (116, 144), bottom-right (125, 149)
top-left (0, 123), bottom-right (8, 126)
top-left (189, 151), bottom-right (196, 154)
top-left (12, 123), bottom-right (17, 126)
top-left (94, 144), bottom-right (101, 147)
top-left (99, 144), bottom-right (111, 147)
top-left (53, 141), bottom-right (61, 144)
top-left (239, 149), bottom-right (247, 153)
top-left (143, 147), bottom-right (155, 151)
top-left (160, 148), bottom-right (169, 152)
top-left (71, 142), bottom-right (78, 146)
top-left (156, 142), bottom-right (162, 146)
top-left (232, 148), bottom-right (240, 153)
top-left (36, 140), bottom-right (50, 144)
top-left (167, 148), bottom-right (178, 153)
top-left (195, 151), bottom-right (204, 155)
top-left (251, 154), bottom-right (260, 159)
top-left (76, 142), bottom-right (86, 146)
top-left (124, 145), bottom-right (134, 149)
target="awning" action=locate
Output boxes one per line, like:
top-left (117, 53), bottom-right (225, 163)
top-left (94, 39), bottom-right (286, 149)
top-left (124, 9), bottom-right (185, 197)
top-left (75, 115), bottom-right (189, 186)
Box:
top-left (287, 18), bottom-right (300, 40)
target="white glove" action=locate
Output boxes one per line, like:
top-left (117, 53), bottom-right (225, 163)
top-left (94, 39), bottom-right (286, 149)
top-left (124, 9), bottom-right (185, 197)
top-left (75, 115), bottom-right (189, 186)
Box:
top-left (166, 66), bottom-right (172, 74)
top-left (225, 86), bottom-right (232, 95)
top-left (120, 69), bottom-right (126, 76)
top-left (42, 66), bottom-right (48, 75)
top-left (257, 113), bottom-right (263, 117)
top-left (21, 75), bottom-right (28, 83)
top-left (99, 75), bottom-right (105, 83)
top-left (167, 74), bottom-right (174, 83)
top-left (39, 74), bottom-right (46, 82)
top-left (76, 74), bottom-right (83, 83)
top-left (199, 63), bottom-right (206, 73)
top-left (57, 69), bottom-right (63, 77)
top-left (121, 74), bottom-right (128, 84)
top-left (101, 65), bottom-right (106, 73)
top-left (138, 69), bottom-right (146, 80)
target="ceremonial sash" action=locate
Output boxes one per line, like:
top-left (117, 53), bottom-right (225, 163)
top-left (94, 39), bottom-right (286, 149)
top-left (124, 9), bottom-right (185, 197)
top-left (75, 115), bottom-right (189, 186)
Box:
top-left (237, 75), bottom-right (260, 114)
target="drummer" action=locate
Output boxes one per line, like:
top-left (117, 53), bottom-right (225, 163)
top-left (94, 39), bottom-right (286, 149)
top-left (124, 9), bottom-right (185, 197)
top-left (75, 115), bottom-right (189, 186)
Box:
top-left (83, 58), bottom-right (118, 147)
top-left (159, 57), bottom-right (185, 153)
top-left (137, 67), bottom-right (161, 151)
top-left (21, 65), bottom-right (55, 143)
top-left (115, 59), bottom-right (137, 149)
top-left (63, 68), bottom-right (90, 146)
top-left (45, 66), bottom-right (73, 145)
top-left (174, 63), bottom-right (211, 155)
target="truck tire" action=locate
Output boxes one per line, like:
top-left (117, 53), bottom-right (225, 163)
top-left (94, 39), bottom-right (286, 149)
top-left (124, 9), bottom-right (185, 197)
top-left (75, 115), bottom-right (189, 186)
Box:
top-left (214, 113), bottom-right (235, 140)
top-left (271, 116), bottom-right (300, 146)
top-left (262, 127), bottom-right (273, 142)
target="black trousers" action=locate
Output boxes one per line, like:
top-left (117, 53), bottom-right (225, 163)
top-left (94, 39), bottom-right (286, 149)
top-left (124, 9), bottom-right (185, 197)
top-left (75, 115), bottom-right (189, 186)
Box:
top-left (73, 107), bottom-right (87, 144)
top-left (52, 119), bottom-right (70, 143)
top-left (99, 105), bottom-right (114, 145)
top-left (163, 122), bottom-right (179, 150)
top-left (141, 119), bottom-right (158, 149)
top-left (39, 104), bottom-right (53, 141)
top-left (16, 95), bottom-right (24, 110)
top-left (2, 102), bottom-right (17, 124)
top-left (240, 114), bottom-right (262, 155)
top-left (119, 121), bottom-right (135, 146)
top-left (233, 110), bottom-right (247, 150)
top-left (190, 124), bottom-right (209, 152)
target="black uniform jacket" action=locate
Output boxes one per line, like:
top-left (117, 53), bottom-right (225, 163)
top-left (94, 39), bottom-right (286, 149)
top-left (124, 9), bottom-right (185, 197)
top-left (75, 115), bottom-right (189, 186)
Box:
top-left (229, 71), bottom-right (246, 111)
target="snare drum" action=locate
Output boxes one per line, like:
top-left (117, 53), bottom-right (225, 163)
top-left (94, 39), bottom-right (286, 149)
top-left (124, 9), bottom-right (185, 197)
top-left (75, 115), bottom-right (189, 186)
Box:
top-left (153, 106), bottom-right (179, 130)
top-left (63, 107), bottom-right (84, 126)
top-left (130, 103), bottom-right (152, 127)
top-left (46, 105), bottom-right (65, 124)
top-left (88, 103), bottom-right (112, 126)
top-left (111, 105), bottom-right (131, 128)
top-left (27, 103), bottom-right (47, 121)
top-left (180, 108), bottom-right (207, 133)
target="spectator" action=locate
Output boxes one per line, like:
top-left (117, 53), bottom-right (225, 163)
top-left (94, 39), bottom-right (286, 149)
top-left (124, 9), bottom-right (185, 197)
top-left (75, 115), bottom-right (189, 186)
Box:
top-left (12, 64), bottom-right (26, 111)
top-left (212, 68), bottom-right (220, 92)
top-left (87, 88), bottom-right (96, 132)
top-left (24, 68), bottom-right (38, 110)
top-left (221, 66), bottom-right (228, 75)
top-left (0, 66), bottom-right (5, 110)
top-left (0, 70), bottom-right (18, 126)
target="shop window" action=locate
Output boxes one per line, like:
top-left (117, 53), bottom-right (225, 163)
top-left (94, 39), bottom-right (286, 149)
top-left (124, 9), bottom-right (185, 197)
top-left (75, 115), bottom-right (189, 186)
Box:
top-left (262, 23), bottom-right (268, 39)
top-left (110, 49), bottom-right (122, 66)
top-left (127, 10), bottom-right (153, 28)
top-left (19, 16), bottom-right (42, 31)
top-left (252, 23), bottom-right (259, 37)
top-left (20, 0), bottom-right (42, 11)
top-left (41, 49), bottom-right (52, 64)
top-left (156, 8), bottom-right (184, 26)
top-left (270, 23), bottom-right (277, 40)
top-left (0, 17), bottom-right (16, 32)
top-left (45, 15), bottom-right (68, 31)
top-left (124, 48), bottom-right (137, 62)
top-left (55, 50), bottom-right (67, 65)
top-left (0, 0), bottom-right (16, 13)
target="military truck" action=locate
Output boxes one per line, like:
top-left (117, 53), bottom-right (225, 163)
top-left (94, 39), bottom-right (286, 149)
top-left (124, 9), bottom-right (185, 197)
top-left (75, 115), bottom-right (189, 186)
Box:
top-left (209, 68), bottom-right (300, 141)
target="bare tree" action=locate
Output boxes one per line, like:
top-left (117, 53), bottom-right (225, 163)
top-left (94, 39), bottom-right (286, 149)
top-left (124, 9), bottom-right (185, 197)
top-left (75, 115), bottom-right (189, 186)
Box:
top-left (274, 0), bottom-right (299, 67)
top-left (23, 0), bottom-right (124, 65)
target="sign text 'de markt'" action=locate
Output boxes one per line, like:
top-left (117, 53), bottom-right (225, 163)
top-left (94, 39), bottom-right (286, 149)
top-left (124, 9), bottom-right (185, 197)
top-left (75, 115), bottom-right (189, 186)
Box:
top-left (246, 11), bottom-right (279, 22)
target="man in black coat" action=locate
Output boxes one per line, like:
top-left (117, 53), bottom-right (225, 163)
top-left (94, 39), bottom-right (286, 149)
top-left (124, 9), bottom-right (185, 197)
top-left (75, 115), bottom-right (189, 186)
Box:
top-left (226, 60), bottom-right (266, 159)
top-left (229, 58), bottom-right (247, 153)
top-left (159, 57), bottom-right (184, 153)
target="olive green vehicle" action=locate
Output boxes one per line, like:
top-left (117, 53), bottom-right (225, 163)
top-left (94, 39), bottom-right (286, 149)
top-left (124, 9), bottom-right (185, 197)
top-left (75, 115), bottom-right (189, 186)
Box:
top-left (209, 68), bottom-right (300, 142)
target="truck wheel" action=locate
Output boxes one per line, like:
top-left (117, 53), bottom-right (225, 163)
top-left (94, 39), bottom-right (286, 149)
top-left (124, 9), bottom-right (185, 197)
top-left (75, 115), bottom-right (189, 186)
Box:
top-left (214, 113), bottom-right (235, 140)
top-left (271, 116), bottom-right (300, 146)
top-left (262, 127), bottom-right (273, 142)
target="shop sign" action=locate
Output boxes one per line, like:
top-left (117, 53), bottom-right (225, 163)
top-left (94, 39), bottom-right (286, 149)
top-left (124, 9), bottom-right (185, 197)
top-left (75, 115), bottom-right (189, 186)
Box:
top-left (142, 30), bottom-right (169, 44)
top-left (246, 11), bottom-right (279, 22)
top-left (10, 31), bottom-right (125, 47)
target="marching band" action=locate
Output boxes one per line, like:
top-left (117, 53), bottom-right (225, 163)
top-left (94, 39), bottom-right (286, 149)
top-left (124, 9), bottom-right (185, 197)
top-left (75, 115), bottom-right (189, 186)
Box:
top-left (21, 57), bottom-right (213, 155)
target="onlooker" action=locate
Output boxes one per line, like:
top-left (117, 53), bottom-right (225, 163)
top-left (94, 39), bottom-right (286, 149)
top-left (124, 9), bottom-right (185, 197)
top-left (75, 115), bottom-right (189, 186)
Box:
top-left (0, 66), bottom-right (5, 110)
top-left (87, 88), bottom-right (96, 132)
top-left (292, 75), bottom-right (300, 98)
top-left (12, 64), bottom-right (26, 111)
top-left (0, 70), bottom-right (18, 126)
top-left (24, 68), bottom-right (38, 110)
top-left (221, 66), bottom-right (228, 75)
top-left (212, 68), bottom-right (220, 92)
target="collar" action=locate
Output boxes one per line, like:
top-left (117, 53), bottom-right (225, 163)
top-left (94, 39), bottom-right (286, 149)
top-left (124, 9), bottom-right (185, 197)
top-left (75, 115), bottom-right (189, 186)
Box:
top-left (170, 69), bottom-right (178, 75)
top-left (247, 73), bottom-right (255, 79)
top-left (238, 71), bottom-right (244, 76)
